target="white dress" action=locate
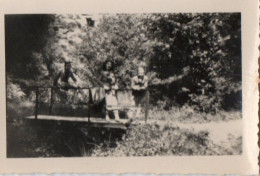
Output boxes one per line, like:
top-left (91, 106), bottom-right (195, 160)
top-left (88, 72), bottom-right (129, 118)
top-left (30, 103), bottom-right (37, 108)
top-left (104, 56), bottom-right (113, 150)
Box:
top-left (101, 71), bottom-right (119, 110)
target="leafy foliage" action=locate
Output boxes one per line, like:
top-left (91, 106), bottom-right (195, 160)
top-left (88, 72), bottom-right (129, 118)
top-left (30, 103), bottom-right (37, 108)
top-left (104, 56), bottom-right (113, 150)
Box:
top-left (6, 13), bottom-right (241, 113)
top-left (143, 13), bottom-right (241, 112)
top-left (91, 122), bottom-right (241, 156)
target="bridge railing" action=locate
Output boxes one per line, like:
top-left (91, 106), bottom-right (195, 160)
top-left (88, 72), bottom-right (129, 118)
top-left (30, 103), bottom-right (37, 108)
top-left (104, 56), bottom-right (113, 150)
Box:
top-left (34, 86), bottom-right (150, 123)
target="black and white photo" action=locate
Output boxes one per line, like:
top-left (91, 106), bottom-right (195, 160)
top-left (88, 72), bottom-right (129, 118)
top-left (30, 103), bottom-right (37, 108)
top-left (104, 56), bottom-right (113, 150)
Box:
top-left (0, 0), bottom-right (258, 174)
top-left (5, 13), bottom-right (243, 157)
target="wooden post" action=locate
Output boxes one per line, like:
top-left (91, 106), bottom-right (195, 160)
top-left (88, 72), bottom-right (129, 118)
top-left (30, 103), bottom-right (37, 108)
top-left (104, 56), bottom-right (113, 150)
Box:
top-left (88, 88), bottom-right (91, 123)
top-left (49, 87), bottom-right (54, 115)
top-left (35, 87), bottom-right (39, 120)
top-left (144, 89), bottom-right (149, 123)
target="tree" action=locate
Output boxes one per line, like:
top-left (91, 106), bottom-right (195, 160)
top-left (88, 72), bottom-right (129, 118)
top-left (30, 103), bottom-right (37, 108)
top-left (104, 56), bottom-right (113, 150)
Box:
top-left (6, 13), bottom-right (241, 112)
top-left (143, 13), bottom-right (241, 112)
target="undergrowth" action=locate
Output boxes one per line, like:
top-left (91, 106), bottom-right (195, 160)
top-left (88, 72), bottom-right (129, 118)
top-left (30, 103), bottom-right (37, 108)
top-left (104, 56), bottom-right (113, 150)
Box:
top-left (149, 106), bottom-right (242, 124)
top-left (6, 101), bottom-right (242, 157)
top-left (91, 123), bottom-right (241, 156)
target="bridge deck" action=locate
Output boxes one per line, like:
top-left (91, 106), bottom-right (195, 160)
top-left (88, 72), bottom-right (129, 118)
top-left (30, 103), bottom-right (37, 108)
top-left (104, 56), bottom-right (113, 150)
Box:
top-left (25, 115), bottom-right (138, 129)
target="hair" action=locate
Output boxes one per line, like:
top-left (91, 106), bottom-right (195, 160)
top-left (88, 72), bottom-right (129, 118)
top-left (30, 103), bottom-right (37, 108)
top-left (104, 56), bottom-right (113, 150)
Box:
top-left (137, 66), bottom-right (145, 73)
top-left (64, 61), bottom-right (72, 66)
top-left (102, 59), bottom-right (115, 71)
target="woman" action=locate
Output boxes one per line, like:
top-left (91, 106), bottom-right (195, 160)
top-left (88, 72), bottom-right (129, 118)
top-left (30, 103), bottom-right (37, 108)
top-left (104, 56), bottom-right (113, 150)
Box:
top-left (100, 60), bottom-right (120, 121)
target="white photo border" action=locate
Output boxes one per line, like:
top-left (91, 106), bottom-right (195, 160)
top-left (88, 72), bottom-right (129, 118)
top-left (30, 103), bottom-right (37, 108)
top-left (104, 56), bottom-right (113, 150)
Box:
top-left (0, 0), bottom-right (258, 174)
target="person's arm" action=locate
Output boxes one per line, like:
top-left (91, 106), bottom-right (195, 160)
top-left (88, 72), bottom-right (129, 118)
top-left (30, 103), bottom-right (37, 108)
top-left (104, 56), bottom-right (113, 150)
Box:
top-left (100, 71), bottom-right (111, 90)
top-left (100, 71), bottom-right (110, 82)
top-left (70, 72), bottom-right (77, 83)
top-left (53, 72), bottom-right (62, 87)
top-left (69, 72), bottom-right (79, 88)
top-left (139, 76), bottom-right (148, 90)
top-left (131, 77), bottom-right (140, 90)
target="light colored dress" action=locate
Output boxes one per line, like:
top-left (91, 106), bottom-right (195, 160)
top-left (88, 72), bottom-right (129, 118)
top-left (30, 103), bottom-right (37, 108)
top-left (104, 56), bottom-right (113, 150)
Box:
top-left (101, 70), bottom-right (119, 111)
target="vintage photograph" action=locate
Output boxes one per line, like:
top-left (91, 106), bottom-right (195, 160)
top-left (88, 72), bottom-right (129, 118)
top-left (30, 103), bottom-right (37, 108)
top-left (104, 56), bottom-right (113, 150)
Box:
top-left (6, 13), bottom-right (242, 158)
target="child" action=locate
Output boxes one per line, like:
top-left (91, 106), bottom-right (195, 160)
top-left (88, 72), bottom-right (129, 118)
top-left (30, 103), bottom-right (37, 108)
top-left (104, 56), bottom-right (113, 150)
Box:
top-left (131, 66), bottom-right (148, 118)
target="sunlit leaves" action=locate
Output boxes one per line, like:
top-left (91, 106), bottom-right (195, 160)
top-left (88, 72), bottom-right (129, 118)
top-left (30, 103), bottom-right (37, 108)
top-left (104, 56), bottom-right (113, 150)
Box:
top-left (6, 13), bottom-right (241, 112)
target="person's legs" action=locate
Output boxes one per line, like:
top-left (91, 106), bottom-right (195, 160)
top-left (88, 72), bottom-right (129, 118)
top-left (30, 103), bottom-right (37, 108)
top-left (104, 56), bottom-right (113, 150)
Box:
top-left (111, 90), bottom-right (120, 121)
top-left (113, 110), bottom-right (120, 121)
top-left (105, 90), bottom-right (120, 121)
top-left (132, 91), bottom-right (146, 119)
top-left (127, 92), bottom-right (135, 119)
top-left (131, 101), bottom-right (141, 119)
top-left (135, 106), bottom-right (142, 118)
top-left (105, 109), bottom-right (110, 121)
top-left (105, 91), bottom-right (111, 120)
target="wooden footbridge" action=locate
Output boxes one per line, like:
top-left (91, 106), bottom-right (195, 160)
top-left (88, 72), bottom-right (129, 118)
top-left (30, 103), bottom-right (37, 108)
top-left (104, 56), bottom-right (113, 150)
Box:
top-left (25, 86), bottom-right (150, 129)
top-left (25, 115), bottom-right (136, 129)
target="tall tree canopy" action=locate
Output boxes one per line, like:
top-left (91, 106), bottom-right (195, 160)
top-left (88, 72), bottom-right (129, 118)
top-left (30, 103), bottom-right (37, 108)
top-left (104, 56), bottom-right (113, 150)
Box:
top-left (6, 13), bottom-right (241, 112)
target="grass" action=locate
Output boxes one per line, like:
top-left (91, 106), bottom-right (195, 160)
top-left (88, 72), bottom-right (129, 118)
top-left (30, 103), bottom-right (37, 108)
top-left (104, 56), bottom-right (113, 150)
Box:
top-left (91, 124), bottom-right (213, 156)
top-left (149, 106), bottom-right (242, 124)
top-left (91, 122), bottom-right (242, 156)
top-left (90, 107), bottom-right (242, 156)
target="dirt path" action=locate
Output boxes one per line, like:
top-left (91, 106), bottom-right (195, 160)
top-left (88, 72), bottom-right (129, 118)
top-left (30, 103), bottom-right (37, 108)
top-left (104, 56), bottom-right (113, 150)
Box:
top-left (175, 119), bottom-right (242, 151)
top-left (138, 118), bottom-right (242, 153)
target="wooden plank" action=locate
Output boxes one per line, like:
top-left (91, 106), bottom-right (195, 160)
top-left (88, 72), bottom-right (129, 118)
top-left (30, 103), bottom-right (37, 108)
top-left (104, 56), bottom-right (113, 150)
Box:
top-left (25, 115), bottom-right (133, 129)
top-left (26, 115), bottom-right (90, 122)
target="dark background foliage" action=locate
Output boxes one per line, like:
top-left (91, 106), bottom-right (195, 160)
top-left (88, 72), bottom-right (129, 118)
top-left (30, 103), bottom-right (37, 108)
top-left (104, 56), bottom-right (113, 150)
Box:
top-left (5, 13), bottom-right (241, 113)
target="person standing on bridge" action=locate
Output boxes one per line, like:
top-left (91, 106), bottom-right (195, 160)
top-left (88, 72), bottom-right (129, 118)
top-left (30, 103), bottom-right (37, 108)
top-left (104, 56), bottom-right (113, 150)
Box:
top-left (53, 61), bottom-right (79, 102)
top-left (131, 66), bottom-right (148, 118)
top-left (100, 60), bottom-right (120, 122)
top-left (54, 61), bottom-right (78, 89)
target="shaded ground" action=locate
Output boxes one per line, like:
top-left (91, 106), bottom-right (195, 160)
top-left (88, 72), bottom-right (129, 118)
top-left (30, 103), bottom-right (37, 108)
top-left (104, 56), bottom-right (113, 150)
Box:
top-left (7, 120), bottom-right (126, 157)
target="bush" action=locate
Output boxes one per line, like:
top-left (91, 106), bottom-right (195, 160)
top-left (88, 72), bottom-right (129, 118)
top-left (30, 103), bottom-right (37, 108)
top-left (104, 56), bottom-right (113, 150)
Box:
top-left (148, 106), bottom-right (242, 124)
top-left (7, 82), bottom-right (26, 102)
top-left (91, 123), bottom-right (232, 156)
